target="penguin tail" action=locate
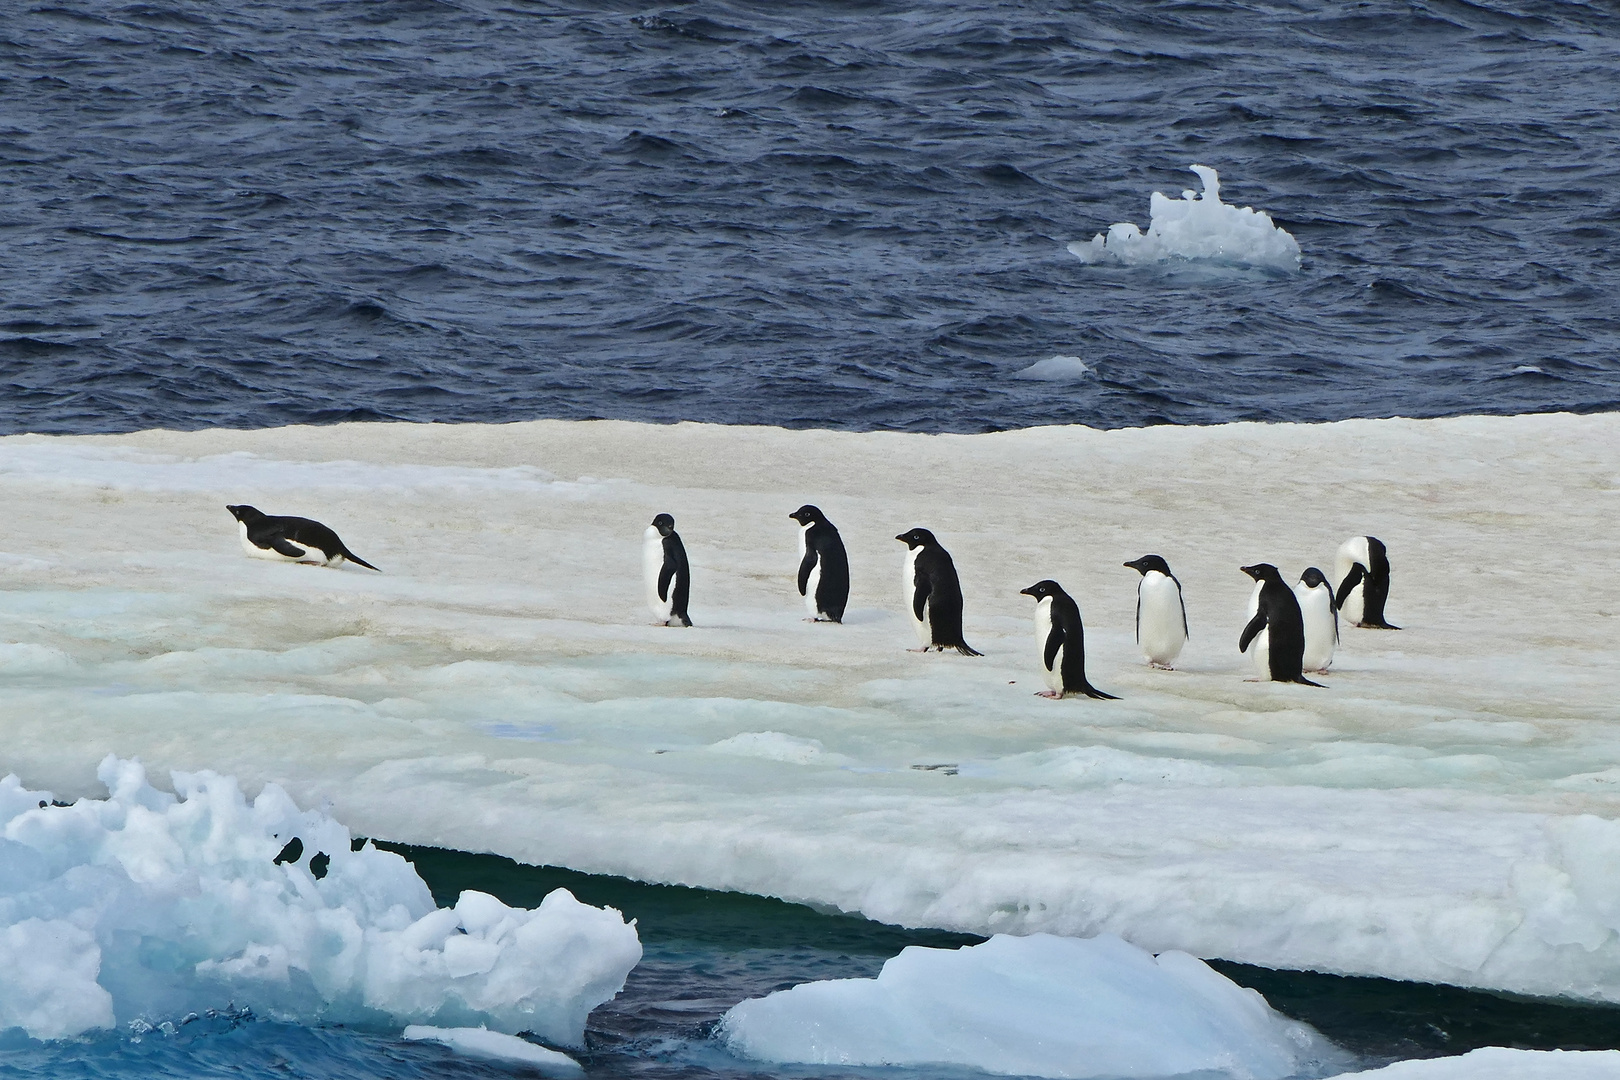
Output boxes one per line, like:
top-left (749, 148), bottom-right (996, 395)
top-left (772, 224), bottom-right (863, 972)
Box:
top-left (954, 643), bottom-right (983, 657)
top-left (341, 548), bottom-right (381, 572)
top-left (1366, 620), bottom-right (1402, 630)
top-left (1292, 675), bottom-right (1327, 688)
top-left (1081, 683), bottom-right (1119, 700)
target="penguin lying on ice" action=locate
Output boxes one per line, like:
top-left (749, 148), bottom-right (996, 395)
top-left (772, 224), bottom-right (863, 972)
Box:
top-left (226, 505), bottom-right (379, 570)
top-left (1020, 579), bottom-right (1116, 700)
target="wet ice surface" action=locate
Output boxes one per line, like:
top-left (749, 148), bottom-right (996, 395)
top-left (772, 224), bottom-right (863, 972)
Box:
top-left (0, 415), bottom-right (1618, 1008)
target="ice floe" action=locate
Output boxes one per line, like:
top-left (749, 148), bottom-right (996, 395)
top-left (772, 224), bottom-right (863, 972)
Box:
top-left (0, 757), bottom-right (640, 1043)
top-left (0, 413), bottom-right (1618, 1007)
top-left (1014, 354), bottom-right (1091, 381)
top-left (1069, 165), bottom-right (1301, 271)
top-left (1344, 1046), bottom-right (1620, 1077)
top-left (719, 932), bottom-right (1344, 1078)
top-left (402, 1025), bottom-right (583, 1075)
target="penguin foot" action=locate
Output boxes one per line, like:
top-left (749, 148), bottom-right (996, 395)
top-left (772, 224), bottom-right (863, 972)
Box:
top-left (1149, 662), bottom-right (1175, 670)
top-left (906, 647), bottom-right (931, 653)
top-left (1035, 690), bottom-right (1063, 699)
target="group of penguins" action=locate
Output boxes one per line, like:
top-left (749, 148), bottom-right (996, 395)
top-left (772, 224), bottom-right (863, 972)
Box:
top-left (225, 502), bottom-right (1399, 702)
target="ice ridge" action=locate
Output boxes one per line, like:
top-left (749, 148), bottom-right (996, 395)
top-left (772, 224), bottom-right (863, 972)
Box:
top-left (1068, 165), bottom-right (1301, 271)
top-left (0, 757), bottom-right (641, 1044)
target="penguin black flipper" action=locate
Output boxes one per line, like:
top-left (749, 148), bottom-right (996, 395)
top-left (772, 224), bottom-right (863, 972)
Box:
top-left (1238, 611), bottom-right (1267, 653)
top-left (658, 561), bottom-right (676, 603)
top-left (797, 548), bottom-right (817, 598)
top-left (269, 537), bottom-right (306, 558)
top-left (911, 575), bottom-right (932, 624)
top-left (1333, 564), bottom-right (1365, 611)
top-left (1043, 622), bottom-right (1065, 671)
top-left (1177, 577), bottom-right (1190, 640)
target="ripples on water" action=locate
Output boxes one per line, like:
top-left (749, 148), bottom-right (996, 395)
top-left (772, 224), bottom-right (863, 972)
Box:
top-left (2, 0), bottom-right (1618, 434)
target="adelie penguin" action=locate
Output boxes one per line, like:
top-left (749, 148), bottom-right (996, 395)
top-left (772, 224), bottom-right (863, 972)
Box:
top-left (1238, 563), bottom-right (1323, 687)
top-left (643, 513), bottom-right (692, 627)
top-left (895, 528), bottom-right (980, 655)
top-left (1295, 567), bottom-right (1338, 674)
top-left (226, 505), bottom-right (379, 570)
top-left (789, 504), bottom-right (849, 623)
top-left (1019, 580), bottom-right (1116, 700)
top-left (1123, 555), bottom-right (1187, 669)
top-left (1334, 535), bottom-right (1399, 629)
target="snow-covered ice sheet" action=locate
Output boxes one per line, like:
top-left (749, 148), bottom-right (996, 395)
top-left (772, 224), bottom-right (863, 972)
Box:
top-left (1343, 1047), bottom-right (1620, 1077)
top-left (0, 415), bottom-right (1617, 1003)
top-left (1068, 165), bottom-right (1302, 271)
top-left (0, 756), bottom-right (640, 1043)
top-left (719, 932), bottom-right (1344, 1078)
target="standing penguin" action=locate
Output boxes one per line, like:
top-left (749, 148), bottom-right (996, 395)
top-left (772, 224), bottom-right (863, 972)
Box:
top-left (1335, 536), bottom-right (1399, 629)
top-left (895, 528), bottom-right (981, 656)
top-left (1238, 564), bottom-right (1323, 686)
top-left (1019, 580), bottom-right (1117, 699)
top-left (1123, 555), bottom-right (1188, 668)
top-left (643, 513), bottom-right (692, 627)
top-left (1295, 567), bottom-right (1338, 674)
top-left (788, 505), bottom-right (849, 623)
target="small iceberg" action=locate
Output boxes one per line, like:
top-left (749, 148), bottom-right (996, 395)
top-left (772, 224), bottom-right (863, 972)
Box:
top-left (403, 1025), bottom-right (583, 1075)
top-left (1014, 355), bottom-right (1091, 382)
top-left (1069, 166), bottom-right (1301, 272)
top-left (0, 756), bottom-right (642, 1044)
top-left (1342, 1046), bottom-right (1620, 1077)
top-left (717, 932), bottom-right (1341, 1079)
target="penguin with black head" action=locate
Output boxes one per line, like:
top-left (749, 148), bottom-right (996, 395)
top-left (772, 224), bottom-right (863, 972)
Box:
top-left (788, 505), bottom-right (849, 623)
top-left (1238, 563), bottom-right (1323, 687)
top-left (643, 513), bottom-right (692, 627)
top-left (1335, 536), bottom-right (1399, 629)
top-left (226, 505), bottom-right (379, 570)
top-left (1019, 579), bottom-right (1117, 699)
top-left (1123, 555), bottom-right (1187, 669)
top-left (1295, 567), bottom-right (1338, 674)
top-left (895, 528), bottom-right (980, 656)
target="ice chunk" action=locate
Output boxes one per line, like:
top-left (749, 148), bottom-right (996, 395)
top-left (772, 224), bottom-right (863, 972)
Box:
top-left (0, 757), bottom-right (640, 1044)
top-left (707, 731), bottom-right (832, 765)
top-left (1014, 355), bottom-right (1091, 381)
top-left (402, 1025), bottom-right (583, 1075)
top-left (1343, 1046), bottom-right (1620, 1077)
top-left (1068, 165), bottom-right (1301, 271)
top-left (718, 933), bottom-right (1341, 1079)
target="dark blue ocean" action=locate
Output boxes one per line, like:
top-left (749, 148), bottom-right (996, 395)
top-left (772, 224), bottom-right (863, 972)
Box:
top-left (3, 0), bottom-right (1618, 434)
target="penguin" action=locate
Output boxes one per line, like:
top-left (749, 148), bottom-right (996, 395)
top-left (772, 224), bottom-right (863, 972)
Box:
top-left (1295, 567), bottom-right (1339, 674)
top-left (1019, 580), bottom-right (1117, 699)
top-left (1123, 555), bottom-right (1188, 668)
top-left (643, 513), bottom-right (692, 627)
top-left (1334, 536), bottom-right (1399, 629)
top-left (1241, 577), bottom-right (1265, 676)
top-left (226, 505), bottom-right (379, 570)
top-left (895, 528), bottom-right (981, 656)
top-left (788, 505), bottom-right (849, 623)
top-left (1238, 564), bottom-right (1323, 686)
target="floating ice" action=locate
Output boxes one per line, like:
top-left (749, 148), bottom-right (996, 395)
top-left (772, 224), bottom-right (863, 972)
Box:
top-left (718, 933), bottom-right (1341, 1079)
top-left (1014, 355), bottom-right (1091, 381)
top-left (0, 757), bottom-right (641, 1044)
top-left (1343, 1047), bottom-right (1620, 1077)
top-left (402, 1025), bottom-right (583, 1075)
top-left (1068, 165), bottom-right (1301, 271)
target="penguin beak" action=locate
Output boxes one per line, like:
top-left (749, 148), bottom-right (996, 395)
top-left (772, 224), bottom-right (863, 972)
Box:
top-left (1123, 559), bottom-right (1139, 572)
top-left (1240, 564), bottom-right (1262, 580)
top-left (894, 534), bottom-right (907, 543)
top-left (1019, 585), bottom-right (1038, 598)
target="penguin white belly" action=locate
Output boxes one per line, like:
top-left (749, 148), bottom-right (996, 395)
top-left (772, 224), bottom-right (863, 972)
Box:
top-left (238, 522), bottom-right (315, 563)
top-left (902, 547), bottom-right (929, 647)
top-left (643, 527), bottom-right (674, 623)
top-left (799, 526), bottom-right (822, 619)
top-left (1136, 572), bottom-right (1186, 666)
top-left (1295, 583), bottom-right (1337, 672)
top-left (1034, 596), bottom-right (1063, 694)
top-left (1250, 626), bottom-right (1271, 679)
top-left (1335, 538), bottom-right (1370, 626)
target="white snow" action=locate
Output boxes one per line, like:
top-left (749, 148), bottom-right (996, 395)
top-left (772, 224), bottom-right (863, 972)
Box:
top-left (402, 1025), bottom-right (583, 1075)
top-left (0, 414), bottom-right (1618, 1007)
top-left (1343, 1047), bottom-right (1620, 1077)
top-left (1068, 165), bottom-right (1302, 271)
top-left (0, 756), bottom-right (640, 1043)
top-left (1015, 354), bottom-right (1092, 381)
top-left (719, 932), bottom-right (1344, 1078)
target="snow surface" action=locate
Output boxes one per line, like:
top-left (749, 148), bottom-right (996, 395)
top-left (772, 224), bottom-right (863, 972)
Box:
top-left (719, 932), bottom-right (1344, 1079)
top-left (0, 414), bottom-right (1618, 1004)
top-left (402, 1025), bottom-right (583, 1075)
top-left (1068, 165), bottom-right (1301, 271)
top-left (0, 757), bottom-right (640, 1043)
top-left (1343, 1047), bottom-right (1620, 1077)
